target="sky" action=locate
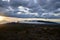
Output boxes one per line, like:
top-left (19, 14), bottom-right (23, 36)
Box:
top-left (0, 0), bottom-right (60, 18)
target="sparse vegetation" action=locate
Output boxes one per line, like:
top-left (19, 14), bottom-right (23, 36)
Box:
top-left (0, 23), bottom-right (60, 40)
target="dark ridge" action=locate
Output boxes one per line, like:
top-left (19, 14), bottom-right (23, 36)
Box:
top-left (36, 20), bottom-right (58, 24)
top-left (2, 22), bottom-right (60, 28)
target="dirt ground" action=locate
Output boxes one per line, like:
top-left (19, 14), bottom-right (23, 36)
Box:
top-left (0, 23), bottom-right (60, 40)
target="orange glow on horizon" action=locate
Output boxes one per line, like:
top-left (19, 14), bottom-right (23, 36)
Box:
top-left (0, 16), bottom-right (5, 21)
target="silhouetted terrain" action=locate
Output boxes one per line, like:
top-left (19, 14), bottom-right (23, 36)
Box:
top-left (0, 22), bottom-right (60, 40)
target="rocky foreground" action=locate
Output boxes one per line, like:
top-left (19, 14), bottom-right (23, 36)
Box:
top-left (0, 23), bottom-right (60, 40)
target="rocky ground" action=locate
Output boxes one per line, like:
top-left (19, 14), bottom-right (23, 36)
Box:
top-left (0, 23), bottom-right (60, 40)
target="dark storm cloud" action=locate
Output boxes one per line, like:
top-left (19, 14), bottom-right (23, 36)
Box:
top-left (0, 0), bottom-right (60, 18)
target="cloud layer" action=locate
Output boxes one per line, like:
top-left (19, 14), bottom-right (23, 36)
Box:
top-left (0, 0), bottom-right (60, 18)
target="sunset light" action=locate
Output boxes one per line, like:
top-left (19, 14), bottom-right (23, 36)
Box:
top-left (0, 16), bottom-right (5, 21)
